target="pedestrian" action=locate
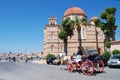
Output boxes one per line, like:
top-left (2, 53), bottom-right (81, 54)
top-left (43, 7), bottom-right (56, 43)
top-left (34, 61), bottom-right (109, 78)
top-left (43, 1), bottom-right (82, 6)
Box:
top-left (12, 57), bottom-right (16, 62)
top-left (77, 46), bottom-right (83, 55)
top-left (8, 56), bottom-right (11, 61)
top-left (25, 57), bottom-right (28, 63)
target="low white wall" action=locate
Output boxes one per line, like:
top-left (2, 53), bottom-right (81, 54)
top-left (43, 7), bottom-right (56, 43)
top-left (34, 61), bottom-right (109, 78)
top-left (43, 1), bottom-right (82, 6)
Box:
top-left (111, 43), bottom-right (120, 51)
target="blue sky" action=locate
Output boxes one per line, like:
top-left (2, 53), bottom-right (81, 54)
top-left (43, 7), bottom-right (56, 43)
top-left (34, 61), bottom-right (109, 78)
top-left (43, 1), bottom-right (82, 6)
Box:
top-left (0, 0), bottom-right (120, 53)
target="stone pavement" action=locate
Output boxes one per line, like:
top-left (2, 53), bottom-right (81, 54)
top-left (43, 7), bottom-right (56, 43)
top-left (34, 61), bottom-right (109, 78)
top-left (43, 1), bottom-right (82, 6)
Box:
top-left (0, 62), bottom-right (120, 80)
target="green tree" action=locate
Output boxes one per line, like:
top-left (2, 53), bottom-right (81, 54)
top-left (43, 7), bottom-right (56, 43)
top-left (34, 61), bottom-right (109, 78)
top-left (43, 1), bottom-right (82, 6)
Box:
top-left (58, 17), bottom-right (74, 56)
top-left (83, 17), bottom-right (101, 54)
top-left (101, 7), bottom-right (117, 47)
top-left (46, 54), bottom-right (55, 59)
top-left (112, 49), bottom-right (120, 55)
top-left (102, 51), bottom-right (111, 61)
top-left (73, 17), bottom-right (88, 50)
top-left (93, 18), bottom-right (100, 54)
top-left (58, 30), bottom-right (67, 55)
top-left (94, 7), bottom-right (117, 49)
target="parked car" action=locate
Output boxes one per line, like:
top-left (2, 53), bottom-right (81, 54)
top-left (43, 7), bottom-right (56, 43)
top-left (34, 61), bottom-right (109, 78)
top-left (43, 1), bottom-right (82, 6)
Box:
top-left (107, 54), bottom-right (120, 68)
top-left (53, 58), bottom-right (61, 65)
top-left (46, 57), bottom-right (56, 64)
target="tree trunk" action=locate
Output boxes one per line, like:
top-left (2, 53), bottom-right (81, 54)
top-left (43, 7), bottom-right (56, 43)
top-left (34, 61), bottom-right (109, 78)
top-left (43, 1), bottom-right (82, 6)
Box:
top-left (64, 39), bottom-right (68, 56)
top-left (112, 26), bottom-right (115, 41)
top-left (77, 25), bottom-right (82, 50)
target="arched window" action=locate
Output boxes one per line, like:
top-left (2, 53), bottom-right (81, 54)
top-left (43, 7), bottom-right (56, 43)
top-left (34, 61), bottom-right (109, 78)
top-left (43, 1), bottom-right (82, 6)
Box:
top-left (50, 22), bottom-right (55, 25)
top-left (51, 33), bottom-right (54, 39)
top-left (81, 27), bottom-right (86, 39)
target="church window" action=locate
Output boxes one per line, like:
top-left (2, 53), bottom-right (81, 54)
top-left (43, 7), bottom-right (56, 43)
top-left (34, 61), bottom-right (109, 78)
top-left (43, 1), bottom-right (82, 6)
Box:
top-left (81, 27), bottom-right (86, 39)
top-left (51, 33), bottom-right (54, 39)
top-left (50, 22), bottom-right (55, 25)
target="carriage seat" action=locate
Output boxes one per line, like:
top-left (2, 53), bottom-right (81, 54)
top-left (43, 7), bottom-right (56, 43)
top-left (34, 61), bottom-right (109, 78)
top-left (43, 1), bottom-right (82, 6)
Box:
top-left (70, 55), bottom-right (82, 63)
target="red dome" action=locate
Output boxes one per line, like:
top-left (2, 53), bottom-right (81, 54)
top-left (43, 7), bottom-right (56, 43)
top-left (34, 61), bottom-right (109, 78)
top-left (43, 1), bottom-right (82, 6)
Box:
top-left (63, 7), bottom-right (87, 18)
top-left (90, 16), bottom-right (98, 22)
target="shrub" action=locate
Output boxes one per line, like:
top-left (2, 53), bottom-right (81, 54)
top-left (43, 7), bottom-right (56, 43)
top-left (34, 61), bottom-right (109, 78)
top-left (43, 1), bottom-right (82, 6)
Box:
top-left (46, 54), bottom-right (55, 59)
top-left (112, 49), bottom-right (120, 55)
top-left (102, 51), bottom-right (111, 61)
top-left (27, 57), bottom-right (33, 60)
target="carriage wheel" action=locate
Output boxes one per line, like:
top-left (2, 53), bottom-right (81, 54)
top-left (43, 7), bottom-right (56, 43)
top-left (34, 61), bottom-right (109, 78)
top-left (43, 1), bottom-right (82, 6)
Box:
top-left (95, 60), bottom-right (104, 72)
top-left (81, 60), bottom-right (94, 76)
top-left (67, 63), bottom-right (74, 72)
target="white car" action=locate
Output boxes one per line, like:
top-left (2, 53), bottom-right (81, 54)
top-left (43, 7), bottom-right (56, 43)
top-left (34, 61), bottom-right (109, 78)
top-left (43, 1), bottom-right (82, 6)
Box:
top-left (107, 54), bottom-right (120, 68)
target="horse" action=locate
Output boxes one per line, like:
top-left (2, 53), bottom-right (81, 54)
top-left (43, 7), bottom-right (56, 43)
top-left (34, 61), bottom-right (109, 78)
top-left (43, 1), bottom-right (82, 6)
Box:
top-left (59, 53), bottom-right (82, 70)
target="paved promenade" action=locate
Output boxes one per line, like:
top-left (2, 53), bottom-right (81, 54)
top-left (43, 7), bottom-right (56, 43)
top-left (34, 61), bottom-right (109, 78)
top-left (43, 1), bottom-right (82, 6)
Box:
top-left (0, 62), bottom-right (120, 80)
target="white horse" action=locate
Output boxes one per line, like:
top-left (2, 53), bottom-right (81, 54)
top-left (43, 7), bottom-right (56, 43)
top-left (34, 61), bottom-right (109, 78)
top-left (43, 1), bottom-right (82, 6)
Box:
top-left (58, 53), bottom-right (71, 70)
top-left (59, 53), bottom-right (82, 70)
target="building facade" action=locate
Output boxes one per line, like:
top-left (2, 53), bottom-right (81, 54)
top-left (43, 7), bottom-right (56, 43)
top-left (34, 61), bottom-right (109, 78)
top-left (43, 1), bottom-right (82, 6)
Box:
top-left (44, 7), bottom-right (105, 56)
top-left (110, 40), bottom-right (120, 52)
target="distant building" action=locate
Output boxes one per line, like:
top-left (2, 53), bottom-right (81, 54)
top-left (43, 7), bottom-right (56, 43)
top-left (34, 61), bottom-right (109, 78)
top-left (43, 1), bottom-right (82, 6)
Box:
top-left (110, 40), bottom-right (120, 51)
top-left (44, 7), bottom-right (105, 56)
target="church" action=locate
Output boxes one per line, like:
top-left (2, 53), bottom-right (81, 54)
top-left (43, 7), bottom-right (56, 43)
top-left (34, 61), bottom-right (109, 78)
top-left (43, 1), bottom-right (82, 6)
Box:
top-left (44, 7), bottom-right (105, 56)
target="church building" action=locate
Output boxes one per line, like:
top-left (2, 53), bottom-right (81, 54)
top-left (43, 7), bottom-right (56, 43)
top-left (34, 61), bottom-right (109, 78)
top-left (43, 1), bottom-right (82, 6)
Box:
top-left (44, 7), bottom-right (105, 56)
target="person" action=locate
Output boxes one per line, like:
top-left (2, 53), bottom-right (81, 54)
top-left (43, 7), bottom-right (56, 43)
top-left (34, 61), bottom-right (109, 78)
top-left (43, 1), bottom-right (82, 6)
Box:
top-left (12, 56), bottom-right (16, 62)
top-left (70, 47), bottom-right (82, 64)
top-left (73, 53), bottom-right (76, 56)
top-left (25, 57), bottom-right (28, 63)
top-left (8, 56), bottom-right (11, 61)
top-left (77, 46), bottom-right (83, 55)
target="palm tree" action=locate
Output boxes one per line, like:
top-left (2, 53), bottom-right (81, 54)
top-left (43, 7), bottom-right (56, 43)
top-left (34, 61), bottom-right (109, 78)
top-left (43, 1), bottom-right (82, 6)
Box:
top-left (94, 18), bottom-right (101, 54)
top-left (58, 17), bottom-right (74, 56)
top-left (73, 16), bottom-right (88, 50)
top-left (88, 18), bottom-right (104, 54)
top-left (58, 30), bottom-right (67, 55)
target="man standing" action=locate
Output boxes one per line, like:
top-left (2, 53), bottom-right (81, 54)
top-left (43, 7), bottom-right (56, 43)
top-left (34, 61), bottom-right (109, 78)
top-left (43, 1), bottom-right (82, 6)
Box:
top-left (77, 46), bottom-right (83, 55)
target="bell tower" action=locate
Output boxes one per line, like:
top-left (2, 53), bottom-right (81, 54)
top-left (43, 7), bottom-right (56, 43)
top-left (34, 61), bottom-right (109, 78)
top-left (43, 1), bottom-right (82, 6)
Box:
top-left (44, 17), bottom-right (63, 56)
top-left (48, 17), bottom-right (57, 25)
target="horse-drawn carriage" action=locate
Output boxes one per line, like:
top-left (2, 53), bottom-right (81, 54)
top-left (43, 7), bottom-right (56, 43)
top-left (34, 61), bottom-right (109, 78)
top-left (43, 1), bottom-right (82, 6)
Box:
top-left (67, 48), bottom-right (104, 76)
